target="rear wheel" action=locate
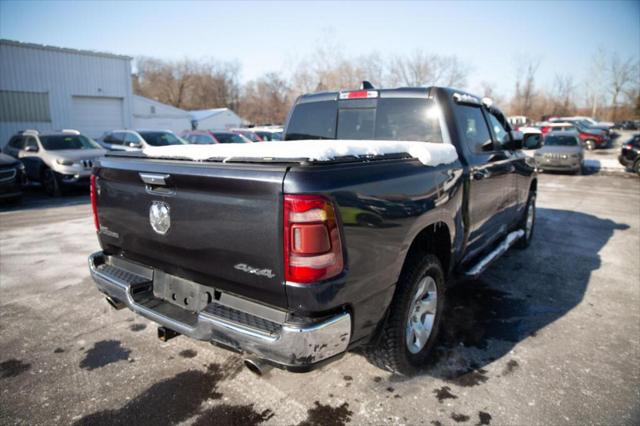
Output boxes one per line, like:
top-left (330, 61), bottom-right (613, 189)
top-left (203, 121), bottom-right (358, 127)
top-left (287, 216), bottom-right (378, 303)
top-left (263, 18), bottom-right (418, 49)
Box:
top-left (42, 168), bottom-right (62, 197)
top-left (515, 192), bottom-right (536, 249)
top-left (366, 254), bottom-right (444, 375)
top-left (634, 160), bottom-right (640, 176)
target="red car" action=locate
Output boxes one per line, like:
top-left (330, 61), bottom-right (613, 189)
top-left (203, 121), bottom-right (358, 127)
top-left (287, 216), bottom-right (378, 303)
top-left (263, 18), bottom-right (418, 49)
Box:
top-left (181, 130), bottom-right (251, 144)
top-left (538, 122), bottom-right (608, 150)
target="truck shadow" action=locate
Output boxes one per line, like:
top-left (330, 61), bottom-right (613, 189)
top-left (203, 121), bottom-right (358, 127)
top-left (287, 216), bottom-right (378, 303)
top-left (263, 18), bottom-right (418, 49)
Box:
top-left (407, 207), bottom-right (628, 382)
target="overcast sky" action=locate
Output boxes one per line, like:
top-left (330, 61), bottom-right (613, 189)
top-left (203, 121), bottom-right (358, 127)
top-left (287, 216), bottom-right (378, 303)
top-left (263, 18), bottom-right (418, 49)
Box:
top-left (1, 0), bottom-right (638, 99)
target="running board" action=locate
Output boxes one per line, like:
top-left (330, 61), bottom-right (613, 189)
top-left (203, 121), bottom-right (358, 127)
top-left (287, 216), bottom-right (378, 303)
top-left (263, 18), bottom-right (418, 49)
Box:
top-left (463, 230), bottom-right (525, 279)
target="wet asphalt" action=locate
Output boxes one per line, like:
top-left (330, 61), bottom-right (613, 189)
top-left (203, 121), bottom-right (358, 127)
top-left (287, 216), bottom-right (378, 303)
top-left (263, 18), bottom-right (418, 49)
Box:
top-left (0, 173), bottom-right (638, 426)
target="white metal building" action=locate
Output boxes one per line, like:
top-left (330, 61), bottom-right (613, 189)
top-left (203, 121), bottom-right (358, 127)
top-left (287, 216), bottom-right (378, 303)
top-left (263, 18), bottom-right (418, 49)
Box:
top-left (190, 108), bottom-right (243, 130)
top-left (0, 39), bottom-right (134, 144)
top-left (133, 95), bottom-right (191, 134)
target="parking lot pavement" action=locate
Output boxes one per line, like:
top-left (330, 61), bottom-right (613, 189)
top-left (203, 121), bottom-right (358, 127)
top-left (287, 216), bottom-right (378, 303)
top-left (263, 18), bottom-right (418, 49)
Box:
top-left (1, 173), bottom-right (638, 426)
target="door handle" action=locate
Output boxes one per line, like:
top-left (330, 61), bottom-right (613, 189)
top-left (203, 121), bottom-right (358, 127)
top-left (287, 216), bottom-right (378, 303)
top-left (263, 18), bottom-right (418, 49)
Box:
top-left (472, 169), bottom-right (490, 180)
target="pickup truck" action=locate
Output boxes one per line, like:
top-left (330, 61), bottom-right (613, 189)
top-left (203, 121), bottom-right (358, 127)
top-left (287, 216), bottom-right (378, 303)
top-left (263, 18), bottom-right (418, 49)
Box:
top-left (87, 85), bottom-right (537, 375)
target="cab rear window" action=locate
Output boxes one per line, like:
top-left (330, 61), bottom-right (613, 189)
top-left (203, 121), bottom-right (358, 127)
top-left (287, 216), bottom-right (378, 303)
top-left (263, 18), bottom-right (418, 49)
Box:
top-left (286, 98), bottom-right (444, 143)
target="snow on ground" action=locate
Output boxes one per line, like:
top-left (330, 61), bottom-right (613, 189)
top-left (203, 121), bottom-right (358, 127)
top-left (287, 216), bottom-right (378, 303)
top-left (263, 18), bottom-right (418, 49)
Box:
top-left (584, 158), bottom-right (626, 171)
top-left (143, 139), bottom-right (459, 167)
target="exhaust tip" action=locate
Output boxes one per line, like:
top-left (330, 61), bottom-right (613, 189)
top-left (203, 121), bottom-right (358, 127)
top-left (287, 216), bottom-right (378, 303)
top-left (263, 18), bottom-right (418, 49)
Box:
top-left (105, 296), bottom-right (125, 310)
top-left (158, 326), bottom-right (180, 342)
top-left (244, 357), bottom-right (270, 377)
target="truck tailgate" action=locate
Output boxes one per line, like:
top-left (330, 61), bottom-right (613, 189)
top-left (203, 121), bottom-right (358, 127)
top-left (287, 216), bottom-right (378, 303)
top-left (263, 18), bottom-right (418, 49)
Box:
top-left (94, 157), bottom-right (288, 308)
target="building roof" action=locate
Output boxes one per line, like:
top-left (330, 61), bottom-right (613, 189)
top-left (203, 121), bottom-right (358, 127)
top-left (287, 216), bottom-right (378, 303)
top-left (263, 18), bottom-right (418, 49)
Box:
top-left (134, 95), bottom-right (191, 118)
top-left (0, 39), bottom-right (132, 61)
top-left (190, 108), bottom-right (232, 121)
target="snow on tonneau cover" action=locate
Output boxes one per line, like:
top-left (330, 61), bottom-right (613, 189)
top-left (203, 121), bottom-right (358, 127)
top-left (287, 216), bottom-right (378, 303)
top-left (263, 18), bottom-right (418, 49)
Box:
top-left (143, 139), bottom-right (458, 166)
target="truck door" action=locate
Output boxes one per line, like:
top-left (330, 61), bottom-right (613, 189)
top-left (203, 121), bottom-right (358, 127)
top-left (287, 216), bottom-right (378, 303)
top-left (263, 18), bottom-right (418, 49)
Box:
top-left (485, 111), bottom-right (520, 226)
top-left (454, 103), bottom-right (513, 262)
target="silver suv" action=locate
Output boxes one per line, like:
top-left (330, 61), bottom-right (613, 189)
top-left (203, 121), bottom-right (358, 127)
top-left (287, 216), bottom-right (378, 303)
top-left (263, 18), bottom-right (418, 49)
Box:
top-left (3, 129), bottom-right (106, 196)
top-left (97, 129), bottom-right (185, 151)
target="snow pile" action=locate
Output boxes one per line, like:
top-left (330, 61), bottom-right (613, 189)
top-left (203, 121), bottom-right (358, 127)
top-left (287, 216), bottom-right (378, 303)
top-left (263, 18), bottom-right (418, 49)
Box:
top-left (143, 140), bottom-right (458, 167)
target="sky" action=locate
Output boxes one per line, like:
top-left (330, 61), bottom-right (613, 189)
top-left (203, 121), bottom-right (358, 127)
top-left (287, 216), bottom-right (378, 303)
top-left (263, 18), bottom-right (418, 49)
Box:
top-left (1, 0), bottom-right (638, 100)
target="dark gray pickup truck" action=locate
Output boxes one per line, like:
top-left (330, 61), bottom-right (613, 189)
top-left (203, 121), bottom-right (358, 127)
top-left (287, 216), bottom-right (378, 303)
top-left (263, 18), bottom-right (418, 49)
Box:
top-left (88, 85), bottom-right (537, 375)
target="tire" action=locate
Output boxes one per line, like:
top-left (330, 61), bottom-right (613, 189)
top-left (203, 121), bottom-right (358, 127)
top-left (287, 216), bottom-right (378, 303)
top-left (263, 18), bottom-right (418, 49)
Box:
top-left (584, 139), bottom-right (596, 150)
top-left (42, 168), bottom-right (62, 197)
top-left (634, 160), bottom-right (640, 177)
top-left (515, 192), bottom-right (536, 249)
top-left (366, 253), bottom-right (445, 375)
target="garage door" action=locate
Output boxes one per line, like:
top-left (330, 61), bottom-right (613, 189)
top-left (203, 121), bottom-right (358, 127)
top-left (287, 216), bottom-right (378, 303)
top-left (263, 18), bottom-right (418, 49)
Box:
top-left (71, 96), bottom-right (124, 138)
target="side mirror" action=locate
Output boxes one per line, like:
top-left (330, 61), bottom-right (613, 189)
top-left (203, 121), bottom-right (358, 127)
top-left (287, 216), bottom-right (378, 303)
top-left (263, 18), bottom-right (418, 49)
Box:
top-left (129, 142), bottom-right (142, 148)
top-left (503, 131), bottom-right (523, 151)
top-left (24, 145), bottom-right (38, 153)
top-left (523, 134), bottom-right (543, 150)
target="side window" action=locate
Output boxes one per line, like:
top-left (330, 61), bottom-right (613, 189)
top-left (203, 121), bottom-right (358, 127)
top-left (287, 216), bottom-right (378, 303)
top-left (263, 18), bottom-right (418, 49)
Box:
top-left (24, 136), bottom-right (38, 150)
top-left (124, 133), bottom-right (140, 145)
top-left (487, 113), bottom-right (510, 145)
top-left (8, 136), bottom-right (24, 149)
top-left (111, 132), bottom-right (126, 145)
top-left (455, 105), bottom-right (493, 153)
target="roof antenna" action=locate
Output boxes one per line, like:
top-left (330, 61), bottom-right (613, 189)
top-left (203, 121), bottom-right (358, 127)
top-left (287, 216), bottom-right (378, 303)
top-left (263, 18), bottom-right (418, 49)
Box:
top-left (360, 80), bottom-right (375, 90)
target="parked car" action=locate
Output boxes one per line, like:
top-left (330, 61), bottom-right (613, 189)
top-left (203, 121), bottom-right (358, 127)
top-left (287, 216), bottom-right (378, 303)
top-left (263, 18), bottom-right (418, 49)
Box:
top-left (618, 134), bottom-right (640, 175)
top-left (252, 127), bottom-right (284, 141)
top-left (551, 116), bottom-right (613, 131)
top-left (0, 153), bottom-right (26, 202)
top-left (614, 120), bottom-right (640, 131)
top-left (572, 122), bottom-right (611, 150)
top-left (3, 130), bottom-right (105, 196)
top-left (534, 131), bottom-right (584, 174)
top-left (87, 85), bottom-right (536, 375)
top-left (539, 122), bottom-right (608, 150)
top-left (182, 130), bottom-right (251, 144)
top-left (232, 129), bottom-right (263, 142)
top-left (98, 130), bottom-right (185, 151)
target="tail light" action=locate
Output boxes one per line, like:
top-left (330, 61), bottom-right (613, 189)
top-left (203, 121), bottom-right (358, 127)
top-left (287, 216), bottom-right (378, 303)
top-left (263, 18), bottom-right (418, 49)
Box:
top-left (284, 194), bottom-right (344, 283)
top-left (90, 174), bottom-right (100, 231)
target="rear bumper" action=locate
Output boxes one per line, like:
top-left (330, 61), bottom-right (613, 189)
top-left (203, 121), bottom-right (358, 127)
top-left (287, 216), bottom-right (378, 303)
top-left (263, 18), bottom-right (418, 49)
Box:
top-left (88, 251), bottom-right (351, 371)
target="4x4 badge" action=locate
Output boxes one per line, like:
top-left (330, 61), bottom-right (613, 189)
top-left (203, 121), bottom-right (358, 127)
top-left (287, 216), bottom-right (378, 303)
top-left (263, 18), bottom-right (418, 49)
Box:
top-left (149, 201), bottom-right (170, 235)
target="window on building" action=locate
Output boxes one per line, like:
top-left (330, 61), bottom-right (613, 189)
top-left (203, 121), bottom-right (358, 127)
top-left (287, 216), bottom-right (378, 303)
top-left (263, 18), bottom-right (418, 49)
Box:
top-left (0, 91), bottom-right (51, 122)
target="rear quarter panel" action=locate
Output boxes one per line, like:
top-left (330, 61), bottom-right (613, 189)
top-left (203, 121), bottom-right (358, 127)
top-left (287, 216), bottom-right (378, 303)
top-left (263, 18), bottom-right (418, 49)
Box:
top-left (284, 157), bottom-right (464, 343)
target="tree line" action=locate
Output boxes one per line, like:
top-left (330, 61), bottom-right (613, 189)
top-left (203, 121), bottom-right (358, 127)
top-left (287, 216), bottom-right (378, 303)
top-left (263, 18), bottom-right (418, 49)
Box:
top-left (132, 45), bottom-right (639, 125)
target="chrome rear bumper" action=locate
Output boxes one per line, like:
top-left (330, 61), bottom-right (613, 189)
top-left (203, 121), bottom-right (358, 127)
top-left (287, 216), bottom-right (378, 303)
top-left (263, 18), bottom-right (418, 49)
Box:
top-left (88, 251), bottom-right (351, 370)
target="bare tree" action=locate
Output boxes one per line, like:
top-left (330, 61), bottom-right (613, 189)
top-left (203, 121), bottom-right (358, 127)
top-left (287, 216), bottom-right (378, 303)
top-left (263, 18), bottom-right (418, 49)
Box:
top-left (585, 47), bottom-right (607, 118)
top-left (607, 53), bottom-right (639, 121)
top-left (239, 73), bottom-right (291, 125)
top-left (387, 50), bottom-right (469, 88)
top-left (512, 56), bottom-right (541, 117)
top-left (133, 57), bottom-right (240, 111)
top-left (478, 81), bottom-right (505, 108)
top-left (550, 74), bottom-right (576, 116)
